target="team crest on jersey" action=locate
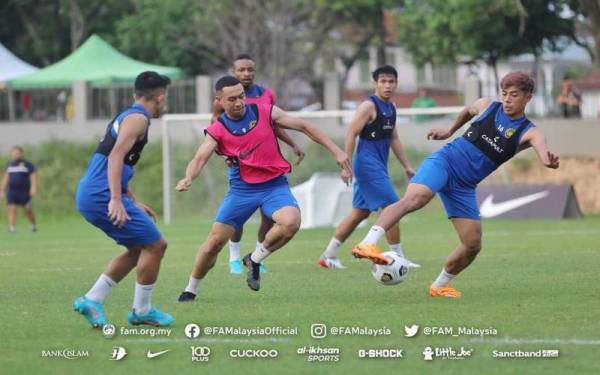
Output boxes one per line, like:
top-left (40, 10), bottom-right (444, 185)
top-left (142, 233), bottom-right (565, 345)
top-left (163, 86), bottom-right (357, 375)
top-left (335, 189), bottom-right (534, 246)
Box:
top-left (505, 128), bottom-right (515, 138)
top-left (249, 120), bottom-right (257, 129)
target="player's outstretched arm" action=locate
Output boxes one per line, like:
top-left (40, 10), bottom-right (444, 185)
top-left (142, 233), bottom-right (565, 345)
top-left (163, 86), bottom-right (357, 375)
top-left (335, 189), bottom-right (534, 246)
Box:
top-left (427, 97), bottom-right (491, 140)
top-left (273, 127), bottom-right (305, 165)
top-left (271, 105), bottom-right (352, 183)
top-left (520, 128), bottom-right (559, 169)
top-left (176, 135), bottom-right (218, 192)
top-left (107, 114), bottom-right (148, 226)
top-left (391, 130), bottom-right (415, 178)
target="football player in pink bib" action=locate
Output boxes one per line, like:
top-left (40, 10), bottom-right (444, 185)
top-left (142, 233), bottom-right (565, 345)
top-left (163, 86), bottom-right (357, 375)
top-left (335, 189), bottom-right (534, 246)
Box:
top-left (176, 76), bottom-right (351, 300)
top-left (212, 54), bottom-right (305, 275)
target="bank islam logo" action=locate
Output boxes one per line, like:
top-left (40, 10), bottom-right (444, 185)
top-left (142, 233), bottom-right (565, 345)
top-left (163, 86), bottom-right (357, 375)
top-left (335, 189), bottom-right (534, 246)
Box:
top-left (102, 324), bottom-right (116, 339)
top-left (185, 323), bottom-right (201, 339)
top-left (423, 346), bottom-right (473, 361)
top-left (404, 324), bottom-right (419, 338)
top-left (110, 347), bottom-right (127, 361)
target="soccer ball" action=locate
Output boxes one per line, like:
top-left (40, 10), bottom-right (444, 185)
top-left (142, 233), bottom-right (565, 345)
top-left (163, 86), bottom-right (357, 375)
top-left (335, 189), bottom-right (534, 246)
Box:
top-left (371, 251), bottom-right (410, 286)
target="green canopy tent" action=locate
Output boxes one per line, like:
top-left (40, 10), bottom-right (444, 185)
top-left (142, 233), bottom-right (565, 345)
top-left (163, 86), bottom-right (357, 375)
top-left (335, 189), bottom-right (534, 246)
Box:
top-left (11, 34), bottom-right (182, 89)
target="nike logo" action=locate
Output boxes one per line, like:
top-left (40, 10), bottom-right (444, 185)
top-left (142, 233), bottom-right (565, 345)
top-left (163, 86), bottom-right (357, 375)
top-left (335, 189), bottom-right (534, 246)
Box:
top-left (239, 144), bottom-right (261, 160)
top-left (480, 191), bottom-right (550, 218)
top-left (146, 349), bottom-right (170, 359)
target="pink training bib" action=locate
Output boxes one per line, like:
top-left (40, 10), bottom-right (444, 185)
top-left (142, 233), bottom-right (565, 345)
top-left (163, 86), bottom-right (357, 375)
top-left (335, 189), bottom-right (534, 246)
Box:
top-left (244, 87), bottom-right (276, 106)
top-left (205, 104), bottom-right (291, 184)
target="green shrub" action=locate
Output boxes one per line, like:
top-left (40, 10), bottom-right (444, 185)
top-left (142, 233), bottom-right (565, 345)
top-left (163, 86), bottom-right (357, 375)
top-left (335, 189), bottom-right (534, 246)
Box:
top-left (1, 140), bottom-right (428, 218)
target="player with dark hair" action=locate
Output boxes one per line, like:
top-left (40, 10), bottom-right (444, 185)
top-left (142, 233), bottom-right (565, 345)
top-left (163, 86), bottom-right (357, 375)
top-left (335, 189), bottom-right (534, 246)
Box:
top-left (2, 146), bottom-right (37, 233)
top-left (352, 71), bottom-right (559, 298)
top-left (73, 71), bottom-right (174, 327)
top-left (212, 54), bottom-right (305, 275)
top-left (176, 76), bottom-right (351, 301)
top-left (319, 65), bottom-right (416, 269)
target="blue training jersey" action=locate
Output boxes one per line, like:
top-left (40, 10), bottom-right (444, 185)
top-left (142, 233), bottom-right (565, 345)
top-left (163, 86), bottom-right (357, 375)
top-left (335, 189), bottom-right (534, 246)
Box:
top-left (219, 108), bottom-right (286, 190)
top-left (77, 104), bottom-right (151, 205)
top-left (434, 101), bottom-right (535, 186)
top-left (353, 95), bottom-right (396, 181)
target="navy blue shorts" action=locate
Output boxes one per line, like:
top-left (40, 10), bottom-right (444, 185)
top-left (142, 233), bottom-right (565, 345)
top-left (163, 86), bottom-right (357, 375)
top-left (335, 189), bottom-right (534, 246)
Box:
top-left (78, 196), bottom-right (162, 248)
top-left (6, 190), bottom-right (31, 206)
top-left (411, 156), bottom-right (481, 220)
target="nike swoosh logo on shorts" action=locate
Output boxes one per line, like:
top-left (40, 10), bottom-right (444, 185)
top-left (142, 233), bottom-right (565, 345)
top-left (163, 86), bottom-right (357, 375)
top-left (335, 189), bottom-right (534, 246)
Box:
top-left (480, 191), bottom-right (550, 218)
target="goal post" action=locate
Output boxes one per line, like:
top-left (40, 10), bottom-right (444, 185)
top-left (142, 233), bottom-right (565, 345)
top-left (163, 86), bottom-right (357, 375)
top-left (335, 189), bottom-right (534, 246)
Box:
top-left (161, 106), bottom-right (463, 224)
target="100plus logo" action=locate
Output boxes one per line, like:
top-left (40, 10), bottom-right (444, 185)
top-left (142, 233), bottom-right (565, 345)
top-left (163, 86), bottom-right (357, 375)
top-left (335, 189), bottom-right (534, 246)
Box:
top-left (191, 346), bottom-right (211, 362)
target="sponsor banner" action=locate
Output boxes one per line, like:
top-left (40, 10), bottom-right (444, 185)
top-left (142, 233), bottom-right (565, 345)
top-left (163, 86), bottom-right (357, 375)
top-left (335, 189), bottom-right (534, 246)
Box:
top-left (476, 184), bottom-right (582, 219)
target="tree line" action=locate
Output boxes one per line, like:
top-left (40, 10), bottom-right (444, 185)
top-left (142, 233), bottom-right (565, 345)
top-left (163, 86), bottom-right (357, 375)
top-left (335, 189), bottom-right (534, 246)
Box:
top-left (1, 0), bottom-right (598, 95)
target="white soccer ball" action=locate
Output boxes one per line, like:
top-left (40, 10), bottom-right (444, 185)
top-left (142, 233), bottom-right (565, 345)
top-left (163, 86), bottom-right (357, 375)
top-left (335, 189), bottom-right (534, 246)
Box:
top-left (371, 251), bottom-right (411, 286)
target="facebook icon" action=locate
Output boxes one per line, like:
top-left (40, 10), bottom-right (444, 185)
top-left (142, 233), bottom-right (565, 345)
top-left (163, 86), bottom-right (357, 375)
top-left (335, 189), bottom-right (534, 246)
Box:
top-left (185, 323), bottom-right (201, 339)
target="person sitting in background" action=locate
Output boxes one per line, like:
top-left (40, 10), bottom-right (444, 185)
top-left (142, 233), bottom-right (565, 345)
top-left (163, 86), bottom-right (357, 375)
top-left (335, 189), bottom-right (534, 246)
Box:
top-left (1, 146), bottom-right (38, 233)
top-left (556, 78), bottom-right (581, 118)
top-left (411, 87), bottom-right (437, 122)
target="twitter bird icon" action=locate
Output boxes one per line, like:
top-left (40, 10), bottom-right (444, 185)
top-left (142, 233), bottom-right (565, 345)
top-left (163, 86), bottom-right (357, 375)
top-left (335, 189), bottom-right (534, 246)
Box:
top-left (404, 324), bottom-right (419, 337)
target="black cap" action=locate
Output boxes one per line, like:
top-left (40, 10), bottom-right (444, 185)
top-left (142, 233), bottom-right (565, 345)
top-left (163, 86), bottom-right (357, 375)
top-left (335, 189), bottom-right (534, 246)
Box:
top-left (135, 71), bottom-right (171, 91)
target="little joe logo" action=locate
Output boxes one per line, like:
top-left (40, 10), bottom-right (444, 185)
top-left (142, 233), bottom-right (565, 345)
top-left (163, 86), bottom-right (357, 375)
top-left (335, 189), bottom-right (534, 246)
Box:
top-left (423, 346), bottom-right (473, 361)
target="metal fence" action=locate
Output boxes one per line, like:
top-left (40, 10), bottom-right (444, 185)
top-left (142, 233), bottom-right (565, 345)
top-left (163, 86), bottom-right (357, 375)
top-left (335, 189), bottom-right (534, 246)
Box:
top-left (89, 79), bottom-right (196, 119)
top-left (0, 79), bottom-right (197, 123)
top-left (0, 89), bottom-right (71, 122)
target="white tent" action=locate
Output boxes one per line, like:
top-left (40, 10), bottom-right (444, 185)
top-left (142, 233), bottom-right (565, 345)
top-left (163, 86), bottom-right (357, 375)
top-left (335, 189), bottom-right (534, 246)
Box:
top-left (0, 42), bottom-right (38, 83)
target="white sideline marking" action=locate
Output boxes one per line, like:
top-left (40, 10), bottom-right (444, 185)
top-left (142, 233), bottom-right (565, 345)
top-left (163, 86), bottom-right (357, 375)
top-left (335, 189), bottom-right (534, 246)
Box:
top-left (123, 337), bottom-right (289, 344)
top-left (468, 337), bottom-right (600, 346)
top-left (0, 252), bottom-right (16, 256)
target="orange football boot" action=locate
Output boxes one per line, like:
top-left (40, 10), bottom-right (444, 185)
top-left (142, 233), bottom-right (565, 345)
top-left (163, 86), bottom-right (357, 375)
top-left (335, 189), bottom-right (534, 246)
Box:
top-left (351, 243), bottom-right (391, 265)
top-left (429, 285), bottom-right (463, 298)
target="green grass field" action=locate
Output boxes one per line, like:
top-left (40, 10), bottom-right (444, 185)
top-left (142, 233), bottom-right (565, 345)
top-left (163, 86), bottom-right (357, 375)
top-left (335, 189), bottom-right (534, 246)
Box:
top-left (1, 211), bottom-right (599, 374)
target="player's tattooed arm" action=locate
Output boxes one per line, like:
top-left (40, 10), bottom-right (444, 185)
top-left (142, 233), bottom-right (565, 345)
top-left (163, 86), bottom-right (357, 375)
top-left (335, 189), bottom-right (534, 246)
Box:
top-left (107, 113), bottom-right (148, 226)
top-left (520, 128), bottom-right (559, 169)
top-left (271, 105), bottom-right (352, 184)
top-left (427, 97), bottom-right (491, 140)
top-left (345, 101), bottom-right (376, 161)
top-left (176, 135), bottom-right (218, 191)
